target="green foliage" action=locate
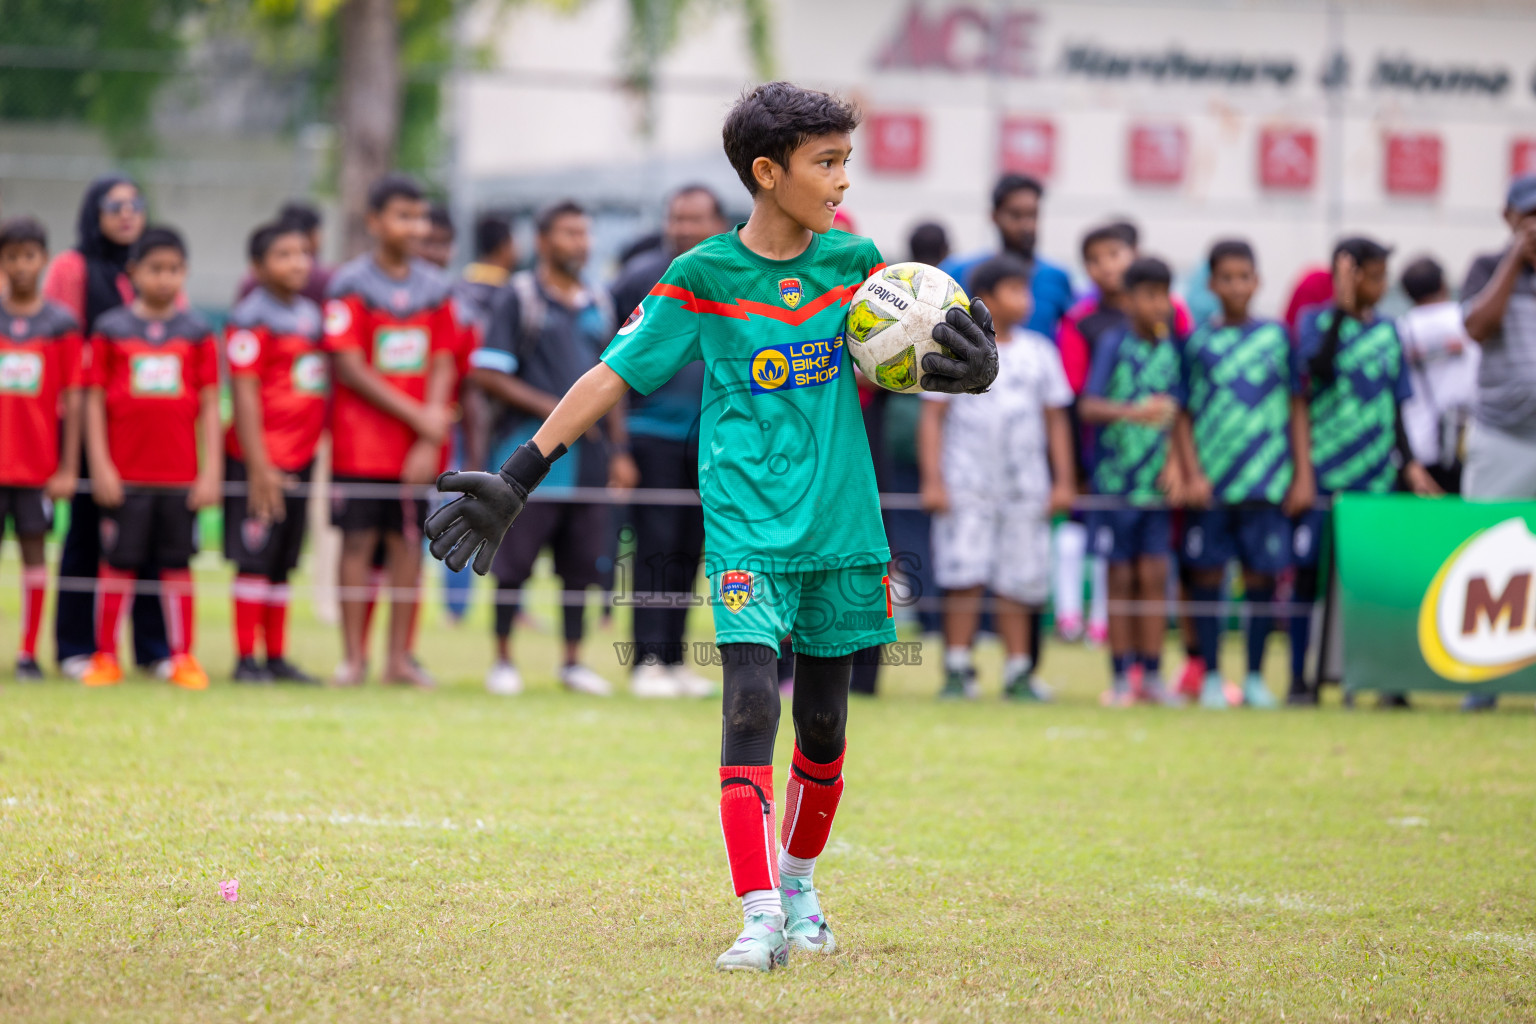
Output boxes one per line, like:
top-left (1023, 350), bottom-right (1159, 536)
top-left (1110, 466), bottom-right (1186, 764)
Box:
top-left (0, 0), bottom-right (201, 154)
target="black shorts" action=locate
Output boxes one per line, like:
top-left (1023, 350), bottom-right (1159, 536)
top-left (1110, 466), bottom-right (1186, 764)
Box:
top-left (0, 486), bottom-right (52, 537)
top-left (224, 457), bottom-right (311, 579)
top-left (492, 500), bottom-right (613, 589)
top-left (101, 489), bottom-right (197, 571)
top-left (330, 474), bottom-right (428, 539)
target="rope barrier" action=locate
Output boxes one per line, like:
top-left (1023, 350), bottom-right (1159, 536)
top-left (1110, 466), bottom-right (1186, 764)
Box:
top-left (56, 478), bottom-right (1336, 512)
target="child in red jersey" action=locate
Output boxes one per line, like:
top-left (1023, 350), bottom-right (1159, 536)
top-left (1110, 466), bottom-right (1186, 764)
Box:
top-left (0, 217), bottom-right (84, 679)
top-left (81, 227), bottom-right (221, 690)
top-left (323, 174), bottom-right (457, 688)
top-left (225, 221), bottom-right (328, 685)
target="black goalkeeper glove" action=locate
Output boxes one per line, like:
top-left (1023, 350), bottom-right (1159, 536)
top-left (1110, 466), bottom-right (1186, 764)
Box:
top-left (922, 298), bottom-right (999, 394)
top-left (425, 441), bottom-right (567, 575)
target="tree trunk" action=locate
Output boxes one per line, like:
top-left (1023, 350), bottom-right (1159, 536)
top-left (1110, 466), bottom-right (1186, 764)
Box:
top-left (337, 0), bottom-right (400, 259)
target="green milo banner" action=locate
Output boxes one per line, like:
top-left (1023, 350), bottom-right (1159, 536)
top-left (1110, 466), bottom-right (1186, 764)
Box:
top-left (1335, 495), bottom-right (1536, 694)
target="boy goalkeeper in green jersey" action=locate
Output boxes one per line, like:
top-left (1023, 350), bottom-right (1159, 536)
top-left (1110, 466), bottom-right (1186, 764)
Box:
top-left (425, 82), bottom-right (998, 972)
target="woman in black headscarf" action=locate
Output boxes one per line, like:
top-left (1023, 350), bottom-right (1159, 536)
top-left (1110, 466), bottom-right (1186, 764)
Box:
top-left (43, 175), bottom-right (170, 676)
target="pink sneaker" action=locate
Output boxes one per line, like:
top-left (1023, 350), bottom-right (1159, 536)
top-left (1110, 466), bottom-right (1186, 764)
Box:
top-left (1177, 657), bottom-right (1206, 700)
top-left (1086, 622), bottom-right (1109, 646)
top-left (1056, 613), bottom-right (1084, 642)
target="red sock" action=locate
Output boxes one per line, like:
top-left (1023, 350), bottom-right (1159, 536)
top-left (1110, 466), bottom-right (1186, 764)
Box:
top-left (160, 568), bottom-right (195, 657)
top-left (264, 582), bottom-right (290, 659)
top-left (20, 565), bottom-right (47, 658)
top-left (232, 574), bottom-right (267, 659)
top-left (719, 765), bottom-right (778, 896)
top-left (781, 745), bottom-right (845, 861)
top-left (96, 564), bottom-right (136, 656)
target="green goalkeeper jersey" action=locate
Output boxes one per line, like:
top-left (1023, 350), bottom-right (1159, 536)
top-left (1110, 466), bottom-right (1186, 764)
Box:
top-left (602, 227), bottom-right (890, 575)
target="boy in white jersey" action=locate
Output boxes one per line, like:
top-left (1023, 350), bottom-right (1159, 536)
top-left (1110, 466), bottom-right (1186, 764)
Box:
top-left (920, 254), bottom-right (1076, 699)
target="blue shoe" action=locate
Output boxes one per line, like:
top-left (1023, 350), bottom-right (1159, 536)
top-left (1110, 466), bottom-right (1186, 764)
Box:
top-left (780, 876), bottom-right (837, 954)
top-left (1199, 671), bottom-right (1229, 709)
top-left (714, 912), bottom-right (789, 972)
top-left (1462, 693), bottom-right (1497, 712)
top-left (1242, 672), bottom-right (1278, 709)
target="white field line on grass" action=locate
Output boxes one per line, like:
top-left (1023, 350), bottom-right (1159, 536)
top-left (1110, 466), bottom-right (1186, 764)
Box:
top-left (1461, 931), bottom-right (1536, 954)
top-left (257, 810), bottom-right (494, 832)
top-left (1148, 879), bottom-right (1348, 915)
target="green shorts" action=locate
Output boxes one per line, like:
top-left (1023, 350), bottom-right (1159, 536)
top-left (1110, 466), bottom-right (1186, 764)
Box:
top-left (709, 563), bottom-right (897, 657)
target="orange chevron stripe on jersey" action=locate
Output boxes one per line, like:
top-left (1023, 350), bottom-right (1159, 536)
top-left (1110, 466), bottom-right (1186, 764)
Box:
top-left (649, 263), bottom-right (886, 326)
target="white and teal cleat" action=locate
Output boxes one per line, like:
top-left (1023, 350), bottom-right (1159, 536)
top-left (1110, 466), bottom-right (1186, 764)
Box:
top-left (780, 876), bottom-right (838, 954)
top-left (714, 911), bottom-right (789, 972)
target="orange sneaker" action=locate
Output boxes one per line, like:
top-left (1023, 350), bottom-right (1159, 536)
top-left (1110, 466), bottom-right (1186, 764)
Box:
top-left (81, 652), bottom-right (122, 687)
top-left (167, 653), bottom-right (209, 691)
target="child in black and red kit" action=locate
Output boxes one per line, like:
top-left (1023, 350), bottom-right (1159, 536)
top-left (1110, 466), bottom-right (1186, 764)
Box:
top-left (81, 227), bottom-right (222, 690)
top-left (0, 217), bottom-right (84, 679)
top-left (224, 221), bottom-right (327, 684)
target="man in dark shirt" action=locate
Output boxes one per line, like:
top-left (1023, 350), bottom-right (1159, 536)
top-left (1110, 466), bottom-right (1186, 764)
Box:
top-left (470, 201), bottom-right (636, 697)
top-left (609, 185), bottom-right (727, 698)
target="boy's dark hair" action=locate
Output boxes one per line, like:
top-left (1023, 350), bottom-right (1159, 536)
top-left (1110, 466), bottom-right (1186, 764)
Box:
top-left (474, 212), bottom-right (511, 259)
top-left (247, 220), bottom-right (306, 264)
top-left (722, 81), bottom-right (861, 195)
top-left (1207, 238), bottom-right (1255, 274)
top-left (277, 200), bottom-right (322, 234)
top-left (1332, 235), bottom-right (1391, 268)
top-left (1400, 256), bottom-right (1444, 302)
top-left (1080, 221), bottom-right (1138, 261)
top-left (367, 173), bottom-right (424, 213)
top-left (1122, 256), bottom-right (1172, 292)
top-left (536, 199), bottom-right (585, 236)
top-left (130, 225), bottom-right (186, 264)
top-left (992, 173), bottom-right (1044, 211)
top-left (969, 254), bottom-right (1032, 300)
top-left (428, 202), bottom-right (453, 235)
top-left (0, 216), bottom-right (48, 253)
top-left (908, 221), bottom-right (950, 266)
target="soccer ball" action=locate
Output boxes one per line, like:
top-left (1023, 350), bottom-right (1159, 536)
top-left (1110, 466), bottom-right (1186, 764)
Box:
top-left (843, 262), bottom-right (970, 394)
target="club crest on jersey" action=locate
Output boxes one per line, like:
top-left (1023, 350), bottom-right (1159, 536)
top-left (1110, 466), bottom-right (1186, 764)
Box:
top-left (324, 300), bottom-right (351, 337)
top-left (618, 304), bottom-right (644, 336)
top-left (10, 318), bottom-right (27, 337)
top-left (226, 330), bottom-right (261, 369)
top-left (719, 570), bottom-right (754, 613)
top-left (779, 278), bottom-right (803, 309)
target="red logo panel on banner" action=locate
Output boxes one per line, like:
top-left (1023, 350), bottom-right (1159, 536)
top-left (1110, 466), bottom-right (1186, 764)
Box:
top-left (1385, 133), bottom-right (1442, 196)
top-left (999, 116), bottom-right (1054, 178)
top-left (1258, 127), bottom-right (1316, 190)
top-left (868, 113), bottom-right (925, 173)
top-left (1129, 124), bottom-right (1187, 185)
top-left (1513, 139), bottom-right (1536, 180)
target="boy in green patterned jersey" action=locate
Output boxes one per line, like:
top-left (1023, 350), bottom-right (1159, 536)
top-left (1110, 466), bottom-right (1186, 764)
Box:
top-left (1080, 257), bottom-right (1187, 706)
top-left (1175, 240), bottom-right (1314, 710)
top-left (1289, 237), bottom-right (1439, 704)
top-left (422, 82), bottom-right (998, 971)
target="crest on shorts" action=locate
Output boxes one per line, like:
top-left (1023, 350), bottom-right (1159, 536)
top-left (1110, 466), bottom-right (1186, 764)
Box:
top-left (719, 570), bottom-right (754, 614)
top-left (99, 517), bottom-right (118, 553)
top-left (779, 278), bottom-right (803, 309)
top-left (242, 517), bottom-right (271, 553)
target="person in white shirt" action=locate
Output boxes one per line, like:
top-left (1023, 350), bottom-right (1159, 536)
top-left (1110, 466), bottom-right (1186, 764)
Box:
top-left (1395, 256), bottom-right (1479, 494)
top-left (919, 255), bottom-right (1077, 701)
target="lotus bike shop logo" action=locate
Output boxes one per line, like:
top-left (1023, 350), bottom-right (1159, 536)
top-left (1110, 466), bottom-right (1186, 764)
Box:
top-left (1418, 517), bottom-right (1536, 682)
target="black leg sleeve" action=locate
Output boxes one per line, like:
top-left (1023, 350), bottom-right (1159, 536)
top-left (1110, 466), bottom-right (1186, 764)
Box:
top-left (791, 652), bottom-right (852, 764)
top-left (720, 643), bottom-right (782, 766)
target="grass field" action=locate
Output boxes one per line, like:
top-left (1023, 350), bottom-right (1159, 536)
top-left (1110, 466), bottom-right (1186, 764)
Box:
top-left (2, 552), bottom-right (1535, 1023)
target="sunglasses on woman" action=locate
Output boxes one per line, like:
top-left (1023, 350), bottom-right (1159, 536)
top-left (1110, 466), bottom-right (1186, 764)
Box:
top-left (100, 196), bottom-right (146, 216)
